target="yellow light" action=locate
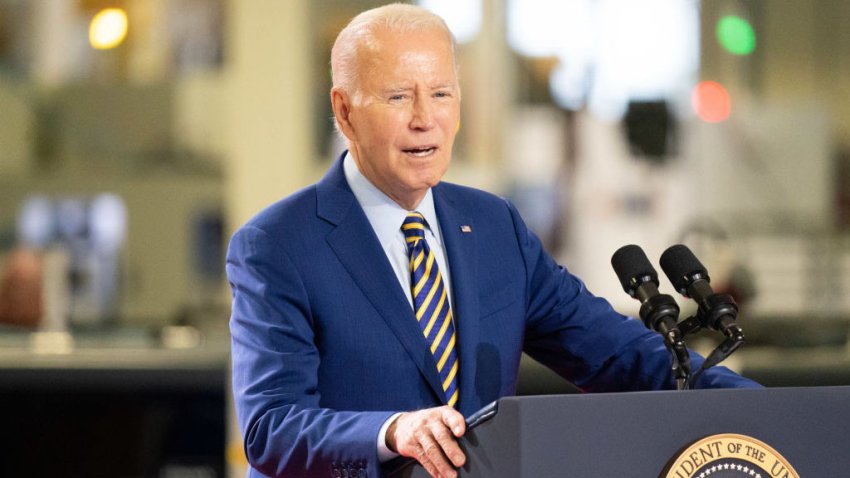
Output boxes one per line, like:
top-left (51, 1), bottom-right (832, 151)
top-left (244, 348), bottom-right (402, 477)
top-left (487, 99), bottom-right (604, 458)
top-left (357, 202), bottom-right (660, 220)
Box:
top-left (89, 8), bottom-right (128, 50)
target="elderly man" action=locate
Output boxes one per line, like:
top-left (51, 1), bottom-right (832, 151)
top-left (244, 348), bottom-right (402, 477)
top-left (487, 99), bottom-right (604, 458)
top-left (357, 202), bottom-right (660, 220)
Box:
top-left (227, 4), bottom-right (759, 478)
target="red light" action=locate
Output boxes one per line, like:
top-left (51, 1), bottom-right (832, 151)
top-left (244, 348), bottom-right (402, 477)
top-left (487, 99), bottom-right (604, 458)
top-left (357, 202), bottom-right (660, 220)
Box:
top-left (692, 81), bottom-right (731, 123)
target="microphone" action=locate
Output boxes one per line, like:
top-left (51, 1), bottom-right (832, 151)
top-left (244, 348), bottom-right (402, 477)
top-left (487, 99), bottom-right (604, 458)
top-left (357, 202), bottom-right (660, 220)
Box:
top-left (612, 245), bottom-right (691, 389)
top-left (611, 245), bottom-right (682, 343)
top-left (659, 244), bottom-right (744, 341)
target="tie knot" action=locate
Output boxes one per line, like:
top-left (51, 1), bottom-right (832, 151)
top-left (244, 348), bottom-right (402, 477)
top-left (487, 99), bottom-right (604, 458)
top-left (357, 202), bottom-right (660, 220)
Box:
top-left (402, 212), bottom-right (427, 242)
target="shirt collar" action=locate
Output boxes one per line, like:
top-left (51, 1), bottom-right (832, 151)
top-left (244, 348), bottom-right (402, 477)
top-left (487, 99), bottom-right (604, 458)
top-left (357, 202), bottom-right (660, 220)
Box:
top-left (343, 151), bottom-right (442, 244)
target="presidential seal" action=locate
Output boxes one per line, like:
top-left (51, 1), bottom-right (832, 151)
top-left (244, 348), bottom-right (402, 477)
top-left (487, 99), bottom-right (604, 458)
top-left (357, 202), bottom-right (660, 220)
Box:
top-left (663, 433), bottom-right (799, 478)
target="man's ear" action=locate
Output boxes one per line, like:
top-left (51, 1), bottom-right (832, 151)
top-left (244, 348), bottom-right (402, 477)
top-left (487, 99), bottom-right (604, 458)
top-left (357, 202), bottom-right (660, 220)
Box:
top-left (330, 87), bottom-right (355, 140)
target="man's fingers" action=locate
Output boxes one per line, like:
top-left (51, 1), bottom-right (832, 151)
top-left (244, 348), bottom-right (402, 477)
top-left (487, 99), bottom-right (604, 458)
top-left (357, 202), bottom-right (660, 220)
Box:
top-left (412, 443), bottom-right (441, 478)
top-left (415, 430), bottom-right (457, 478)
top-left (441, 407), bottom-right (466, 437)
top-left (429, 419), bottom-right (466, 468)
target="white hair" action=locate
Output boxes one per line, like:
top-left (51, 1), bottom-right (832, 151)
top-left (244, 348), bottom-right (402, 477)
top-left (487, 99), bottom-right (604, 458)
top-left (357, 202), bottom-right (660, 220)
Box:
top-left (330, 3), bottom-right (459, 102)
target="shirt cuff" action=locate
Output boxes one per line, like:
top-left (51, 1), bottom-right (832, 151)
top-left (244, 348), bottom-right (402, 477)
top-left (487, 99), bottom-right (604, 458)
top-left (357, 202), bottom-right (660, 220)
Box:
top-left (377, 412), bottom-right (404, 462)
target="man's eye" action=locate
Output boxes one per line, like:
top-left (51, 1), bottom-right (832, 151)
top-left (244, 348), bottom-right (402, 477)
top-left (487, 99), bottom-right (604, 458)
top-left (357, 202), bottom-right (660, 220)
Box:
top-left (435, 91), bottom-right (450, 98)
top-left (389, 94), bottom-right (406, 101)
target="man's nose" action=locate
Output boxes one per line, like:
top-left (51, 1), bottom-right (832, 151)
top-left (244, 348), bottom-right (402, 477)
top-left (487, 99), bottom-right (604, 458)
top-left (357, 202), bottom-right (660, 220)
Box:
top-left (409, 97), bottom-right (435, 131)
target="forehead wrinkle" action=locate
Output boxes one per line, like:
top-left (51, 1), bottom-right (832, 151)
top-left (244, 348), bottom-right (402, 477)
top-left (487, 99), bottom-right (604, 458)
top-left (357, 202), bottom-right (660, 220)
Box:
top-left (391, 57), bottom-right (457, 90)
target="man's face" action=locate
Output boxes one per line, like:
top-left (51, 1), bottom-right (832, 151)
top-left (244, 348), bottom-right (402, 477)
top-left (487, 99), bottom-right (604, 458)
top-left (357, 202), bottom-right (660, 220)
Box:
top-left (334, 27), bottom-right (460, 209)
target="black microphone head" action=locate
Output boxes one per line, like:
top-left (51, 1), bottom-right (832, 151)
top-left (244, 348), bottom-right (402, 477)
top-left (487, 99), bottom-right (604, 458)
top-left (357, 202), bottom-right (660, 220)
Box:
top-left (611, 244), bottom-right (659, 297)
top-left (659, 244), bottom-right (710, 294)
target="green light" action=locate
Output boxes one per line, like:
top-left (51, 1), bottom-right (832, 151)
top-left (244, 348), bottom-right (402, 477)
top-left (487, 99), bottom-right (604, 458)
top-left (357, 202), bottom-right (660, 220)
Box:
top-left (717, 16), bottom-right (755, 56)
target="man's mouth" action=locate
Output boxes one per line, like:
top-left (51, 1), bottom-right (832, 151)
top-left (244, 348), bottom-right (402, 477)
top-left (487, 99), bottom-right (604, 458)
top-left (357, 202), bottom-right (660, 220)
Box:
top-left (403, 146), bottom-right (437, 157)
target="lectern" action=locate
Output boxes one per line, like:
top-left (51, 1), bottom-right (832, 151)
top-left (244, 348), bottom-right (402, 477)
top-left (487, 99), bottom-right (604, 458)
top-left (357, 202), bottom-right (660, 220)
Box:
top-left (388, 386), bottom-right (850, 477)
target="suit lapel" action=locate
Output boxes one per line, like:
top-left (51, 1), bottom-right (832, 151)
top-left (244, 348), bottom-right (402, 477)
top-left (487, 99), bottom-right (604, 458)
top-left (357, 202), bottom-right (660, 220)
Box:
top-left (433, 185), bottom-right (481, 416)
top-left (317, 157), bottom-right (446, 404)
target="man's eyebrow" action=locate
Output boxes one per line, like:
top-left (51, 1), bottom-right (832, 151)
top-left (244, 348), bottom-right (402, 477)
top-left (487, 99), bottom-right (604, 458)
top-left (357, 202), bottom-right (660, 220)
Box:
top-left (381, 84), bottom-right (455, 93)
top-left (383, 86), bottom-right (413, 93)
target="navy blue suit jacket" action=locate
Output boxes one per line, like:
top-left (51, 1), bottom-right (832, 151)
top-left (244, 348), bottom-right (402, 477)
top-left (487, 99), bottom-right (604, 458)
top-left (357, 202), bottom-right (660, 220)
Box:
top-left (227, 155), bottom-right (758, 478)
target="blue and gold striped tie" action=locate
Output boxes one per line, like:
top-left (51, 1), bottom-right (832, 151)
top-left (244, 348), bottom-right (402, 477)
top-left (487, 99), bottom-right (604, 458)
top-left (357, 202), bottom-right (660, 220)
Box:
top-left (402, 212), bottom-right (459, 408)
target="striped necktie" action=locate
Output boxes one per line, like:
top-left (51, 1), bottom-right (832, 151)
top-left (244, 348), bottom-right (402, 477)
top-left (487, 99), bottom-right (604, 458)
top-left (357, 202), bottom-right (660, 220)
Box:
top-left (402, 212), bottom-right (459, 408)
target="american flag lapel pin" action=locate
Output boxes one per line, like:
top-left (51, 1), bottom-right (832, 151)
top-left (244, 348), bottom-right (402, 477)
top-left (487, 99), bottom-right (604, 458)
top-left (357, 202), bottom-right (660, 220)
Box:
top-left (460, 225), bottom-right (472, 233)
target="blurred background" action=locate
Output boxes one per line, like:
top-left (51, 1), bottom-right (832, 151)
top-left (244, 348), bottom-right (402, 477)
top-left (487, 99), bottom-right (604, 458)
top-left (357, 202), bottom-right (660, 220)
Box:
top-left (1, 0), bottom-right (849, 476)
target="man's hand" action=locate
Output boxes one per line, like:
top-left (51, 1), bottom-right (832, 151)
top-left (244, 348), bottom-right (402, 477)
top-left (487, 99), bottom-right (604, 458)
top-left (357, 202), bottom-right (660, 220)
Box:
top-left (386, 406), bottom-right (467, 478)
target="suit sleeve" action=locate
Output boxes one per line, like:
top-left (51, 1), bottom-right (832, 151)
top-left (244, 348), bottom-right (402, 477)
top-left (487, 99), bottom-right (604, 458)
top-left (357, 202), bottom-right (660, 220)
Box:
top-left (227, 225), bottom-right (394, 478)
top-left (502, 201), bottom-right (760, 391)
